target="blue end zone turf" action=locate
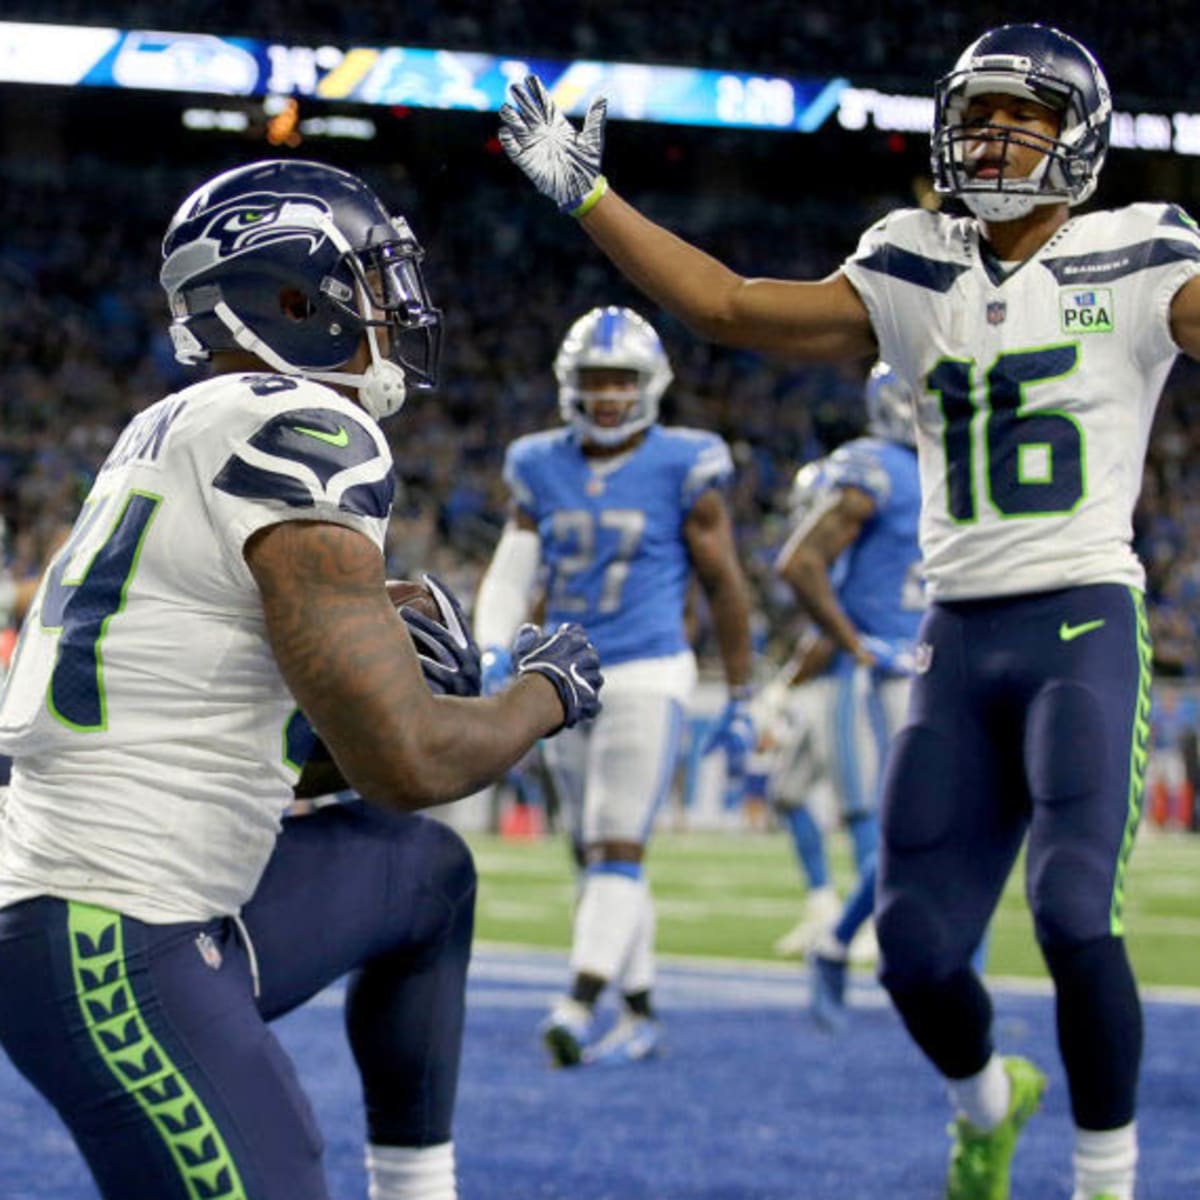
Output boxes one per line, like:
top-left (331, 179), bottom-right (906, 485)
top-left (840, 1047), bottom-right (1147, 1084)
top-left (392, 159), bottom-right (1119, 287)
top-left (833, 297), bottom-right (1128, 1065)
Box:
top-left (3, 948), bottom-right (1198, 1198)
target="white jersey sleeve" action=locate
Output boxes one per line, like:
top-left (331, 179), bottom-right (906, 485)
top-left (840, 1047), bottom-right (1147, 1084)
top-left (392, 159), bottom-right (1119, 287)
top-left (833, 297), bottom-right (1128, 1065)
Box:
top-left (0, 373), bottom-right (394, 923)
top-left (842, 204), bottom-right (1200, 600)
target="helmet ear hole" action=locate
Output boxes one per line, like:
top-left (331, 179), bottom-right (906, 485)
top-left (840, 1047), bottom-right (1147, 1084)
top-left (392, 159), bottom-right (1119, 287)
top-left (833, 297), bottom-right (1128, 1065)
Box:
top-left (279, 286), bottom-right (315, 322)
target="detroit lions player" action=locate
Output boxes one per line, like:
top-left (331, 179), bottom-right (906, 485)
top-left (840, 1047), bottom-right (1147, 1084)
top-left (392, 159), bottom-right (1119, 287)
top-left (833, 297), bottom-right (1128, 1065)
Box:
top-left (474, 305), bottom-right (754, 1067)
top-left (770, 363), bottom-right (923, 1032)
top-left (500, 23), bottom-right (1200, 1198)
top-left (0, 159), bottom-right (602, 1200)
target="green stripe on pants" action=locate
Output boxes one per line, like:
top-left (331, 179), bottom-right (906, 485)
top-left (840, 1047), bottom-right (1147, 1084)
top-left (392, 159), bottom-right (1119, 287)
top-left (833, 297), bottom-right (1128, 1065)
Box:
top-left (67, 902), bottom-right (248, 1200)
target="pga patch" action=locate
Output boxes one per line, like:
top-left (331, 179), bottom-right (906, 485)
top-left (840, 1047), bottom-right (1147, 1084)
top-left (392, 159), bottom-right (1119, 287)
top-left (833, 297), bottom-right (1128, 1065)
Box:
top-left (1060, 287), bottom-right (1113, 334)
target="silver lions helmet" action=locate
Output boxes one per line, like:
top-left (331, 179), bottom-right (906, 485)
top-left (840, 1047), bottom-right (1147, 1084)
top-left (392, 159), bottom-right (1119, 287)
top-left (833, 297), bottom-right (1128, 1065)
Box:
top-left (865, 362), bottom-right (916, 447)
top-left (554, 306), bottom-right (673, 446)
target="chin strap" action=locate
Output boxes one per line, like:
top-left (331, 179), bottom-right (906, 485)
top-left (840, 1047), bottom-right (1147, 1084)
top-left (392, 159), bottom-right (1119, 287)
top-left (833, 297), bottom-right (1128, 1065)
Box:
top-left (208, 211), bottom-right (412, 421)
top-left (211, 299), bottom-right (408, 421)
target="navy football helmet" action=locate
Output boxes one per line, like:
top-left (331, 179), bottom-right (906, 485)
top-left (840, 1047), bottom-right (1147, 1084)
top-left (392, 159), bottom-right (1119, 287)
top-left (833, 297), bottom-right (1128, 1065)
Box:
top-left (865, 362), bottom-right (915, 447)
top-left (554, 306), bottom-right (672, 446)
top-left (160, 159), bottom-right (441, 419)
top-left (932, 24), bottom-right (1111, 222)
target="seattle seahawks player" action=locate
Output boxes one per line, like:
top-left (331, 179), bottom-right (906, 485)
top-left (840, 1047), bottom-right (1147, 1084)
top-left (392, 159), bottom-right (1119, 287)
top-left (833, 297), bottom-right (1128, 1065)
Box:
top-left (499, 23), bottom-right (1200, 1198)
top-left (474, 305), bottom-right (754, 1067)
top-left (769, 363), bottom-right (923, 1031)
top-left (0, 159), bottom-right (602, 1200)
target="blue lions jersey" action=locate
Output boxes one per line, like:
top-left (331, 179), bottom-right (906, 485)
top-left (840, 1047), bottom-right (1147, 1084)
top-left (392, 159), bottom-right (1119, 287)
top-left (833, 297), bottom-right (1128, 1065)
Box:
top-left (504, 426), bottom-right (733, 666)
top-left (799, 436), bottom-right (924, 650)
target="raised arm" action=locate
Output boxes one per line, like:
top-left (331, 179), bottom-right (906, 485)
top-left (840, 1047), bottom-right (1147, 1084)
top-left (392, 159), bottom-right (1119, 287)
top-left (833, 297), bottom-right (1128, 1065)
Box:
top-left (499, 75), bottom-right (876, 362)
top-left (579, 190), bottom-right (876, 360)
top-left (247, 519), bottom-right (597, 810)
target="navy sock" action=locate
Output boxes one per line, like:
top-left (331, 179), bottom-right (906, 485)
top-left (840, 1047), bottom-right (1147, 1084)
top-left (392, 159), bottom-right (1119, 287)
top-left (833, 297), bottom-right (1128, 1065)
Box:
top-left (885, 965), bottom-right (994, 1080)
top-left (1042, 935), bottom-right (1142, 1128)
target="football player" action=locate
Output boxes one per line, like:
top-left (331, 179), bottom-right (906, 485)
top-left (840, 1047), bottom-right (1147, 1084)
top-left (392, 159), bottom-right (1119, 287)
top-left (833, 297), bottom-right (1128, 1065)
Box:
top-left (0, 159), bottom-right (602, 1200)
top-left (474, 305), bottom-right (754, 1066)
top-left (498, 23), bottom-right (1200, 1199)
top-left (769, 363), bottom-right (923, 1031)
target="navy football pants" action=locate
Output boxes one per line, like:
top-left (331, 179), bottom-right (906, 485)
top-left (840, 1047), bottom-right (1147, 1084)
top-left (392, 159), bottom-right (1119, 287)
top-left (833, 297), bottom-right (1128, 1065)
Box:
top-left (877, 584), bottom-right (1148, 1129)
top-left (0, 801), bottom-right (476, 1200)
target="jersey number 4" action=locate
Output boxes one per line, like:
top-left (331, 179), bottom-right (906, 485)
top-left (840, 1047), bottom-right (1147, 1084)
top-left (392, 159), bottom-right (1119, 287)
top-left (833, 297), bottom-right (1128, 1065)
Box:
top-left (928, 344), bottom-right (1084, 522)
top-left (39, 490), bottom-right (162, 731)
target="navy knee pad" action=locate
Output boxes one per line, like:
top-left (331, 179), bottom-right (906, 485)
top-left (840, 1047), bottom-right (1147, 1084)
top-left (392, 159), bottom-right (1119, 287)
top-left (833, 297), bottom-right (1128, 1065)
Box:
top-left (1026, 681), bottom-right (1105, 805)
top-left (880, 725), bottom-right (960, 852)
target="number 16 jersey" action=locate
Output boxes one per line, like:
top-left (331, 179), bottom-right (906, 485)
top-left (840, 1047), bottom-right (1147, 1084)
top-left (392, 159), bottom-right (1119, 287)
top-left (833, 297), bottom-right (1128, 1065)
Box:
top-left (843, 202), bottom-right (1200, 601)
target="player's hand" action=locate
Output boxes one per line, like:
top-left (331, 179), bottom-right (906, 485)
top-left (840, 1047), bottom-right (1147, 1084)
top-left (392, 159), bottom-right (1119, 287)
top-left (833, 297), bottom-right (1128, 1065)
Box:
top-left (700, 692), bottom-right (757, 784)
top-left (480, 644), bottom-right (515, 696)
top-left (858, 635), bottom-right (917, 676)
top-left (512, 622), bottom-right (603, 728)
top-left (399, 574), bottom-right (482, 697)
top-left (498, 74), bottom-right (609, 216)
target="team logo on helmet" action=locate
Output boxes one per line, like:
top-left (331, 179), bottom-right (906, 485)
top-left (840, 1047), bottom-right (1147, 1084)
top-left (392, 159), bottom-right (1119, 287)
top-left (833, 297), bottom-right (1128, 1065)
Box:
top-left (205, 195), bottom-right (331, 257)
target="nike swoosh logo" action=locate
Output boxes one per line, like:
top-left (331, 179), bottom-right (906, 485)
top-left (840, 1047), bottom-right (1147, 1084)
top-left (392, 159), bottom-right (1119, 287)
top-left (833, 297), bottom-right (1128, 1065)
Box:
top-left (1059, 618), bottom-right (1106, 642)
top-left (293, 424), bottom-right (349, 447)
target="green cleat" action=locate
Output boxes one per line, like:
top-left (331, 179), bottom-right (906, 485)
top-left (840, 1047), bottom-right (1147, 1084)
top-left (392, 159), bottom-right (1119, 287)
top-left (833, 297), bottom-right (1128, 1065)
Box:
top-left (944, 1056), bottom-right (1048, 1200)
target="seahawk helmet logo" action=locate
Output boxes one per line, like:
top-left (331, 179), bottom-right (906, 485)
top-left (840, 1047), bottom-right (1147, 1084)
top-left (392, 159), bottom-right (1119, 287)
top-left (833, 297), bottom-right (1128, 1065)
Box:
top-left (159, 189), bottom-right (336, 302)
top-left (203, 192), bottom-right (331, 258)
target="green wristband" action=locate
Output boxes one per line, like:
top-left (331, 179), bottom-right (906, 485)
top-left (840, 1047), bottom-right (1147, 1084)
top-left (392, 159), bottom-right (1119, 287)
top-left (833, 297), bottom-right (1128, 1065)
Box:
top-left (569, 175), bottom-right (609, 218)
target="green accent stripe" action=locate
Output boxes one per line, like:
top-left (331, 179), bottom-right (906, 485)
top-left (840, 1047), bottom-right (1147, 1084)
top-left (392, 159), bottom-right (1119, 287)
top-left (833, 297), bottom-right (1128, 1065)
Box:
top-left (1111, 589), bottom-right (1152, 935)
top-left (67, 903), bottom-right (248, 1200)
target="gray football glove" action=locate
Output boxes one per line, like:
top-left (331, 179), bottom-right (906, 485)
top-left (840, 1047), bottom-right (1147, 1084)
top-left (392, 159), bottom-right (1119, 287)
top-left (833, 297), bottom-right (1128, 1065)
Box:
top-left (498, 74), bottom-right (609, 215)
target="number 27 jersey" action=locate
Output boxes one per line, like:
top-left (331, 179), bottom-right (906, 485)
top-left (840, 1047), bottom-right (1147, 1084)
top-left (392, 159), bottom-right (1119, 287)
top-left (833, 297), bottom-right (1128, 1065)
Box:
top-left (843, 203), bottom-right (1200, 601)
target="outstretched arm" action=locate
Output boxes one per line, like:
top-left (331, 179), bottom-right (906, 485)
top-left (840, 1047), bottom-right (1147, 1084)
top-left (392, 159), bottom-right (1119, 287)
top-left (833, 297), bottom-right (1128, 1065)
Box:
top-left (580, 190), bottom-right (876, 361)
top-left (499, 75), bottom-right (876, 362)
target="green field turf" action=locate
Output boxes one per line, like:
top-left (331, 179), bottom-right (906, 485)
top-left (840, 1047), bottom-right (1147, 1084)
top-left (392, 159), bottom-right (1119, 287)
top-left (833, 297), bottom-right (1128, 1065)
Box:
top-left (465, 824), bottom-right (1200, 991)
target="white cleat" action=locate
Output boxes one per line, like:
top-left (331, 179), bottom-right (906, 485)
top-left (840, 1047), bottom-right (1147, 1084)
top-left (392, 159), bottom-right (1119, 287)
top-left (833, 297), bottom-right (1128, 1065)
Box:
top-left (847, 920), bottom-right (878, 965)
top-left (582, 1013), bottom-right (663, 1066)
top-left (773, 886), bottom-right (841, 958)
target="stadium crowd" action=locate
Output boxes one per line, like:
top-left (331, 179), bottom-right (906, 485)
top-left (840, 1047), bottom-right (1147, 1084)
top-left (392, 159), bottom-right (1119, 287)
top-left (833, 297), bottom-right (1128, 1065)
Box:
top-left (3, 145), bottom-right (1200, 681)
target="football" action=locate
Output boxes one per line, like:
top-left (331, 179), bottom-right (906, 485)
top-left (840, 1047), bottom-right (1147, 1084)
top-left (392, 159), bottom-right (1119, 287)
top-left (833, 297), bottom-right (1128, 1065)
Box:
top-left (386, 578), bottom-right (442, 623)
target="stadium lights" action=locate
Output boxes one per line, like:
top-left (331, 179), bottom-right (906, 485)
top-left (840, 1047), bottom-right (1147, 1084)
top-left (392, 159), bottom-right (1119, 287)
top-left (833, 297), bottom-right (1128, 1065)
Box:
top-left (3, 20), bottom-right (1200, 155)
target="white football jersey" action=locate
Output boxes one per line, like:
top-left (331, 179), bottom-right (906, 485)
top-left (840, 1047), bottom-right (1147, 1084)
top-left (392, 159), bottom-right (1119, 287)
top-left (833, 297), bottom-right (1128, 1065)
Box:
top-left (0, 372), bottom-right (394, 922)
top-left (843, 203), bottom-right (1200, 600)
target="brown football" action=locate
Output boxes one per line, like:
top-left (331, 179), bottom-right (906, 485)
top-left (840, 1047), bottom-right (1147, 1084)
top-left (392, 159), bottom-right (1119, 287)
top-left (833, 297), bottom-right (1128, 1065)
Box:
top-left (386, 578), bottom-right (442, 623)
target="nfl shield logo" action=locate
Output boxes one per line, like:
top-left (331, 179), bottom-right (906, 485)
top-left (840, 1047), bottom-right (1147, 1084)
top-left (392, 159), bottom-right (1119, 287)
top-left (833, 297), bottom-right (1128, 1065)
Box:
top-left (986, 301), bottom-right (1007, 325)
top-left (195, 931), bottom-right (223, 970)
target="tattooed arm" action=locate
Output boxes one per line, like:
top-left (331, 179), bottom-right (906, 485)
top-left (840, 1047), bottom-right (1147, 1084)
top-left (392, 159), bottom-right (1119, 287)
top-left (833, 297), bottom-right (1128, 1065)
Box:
top-left (246, 519), bottom-right (564, 810)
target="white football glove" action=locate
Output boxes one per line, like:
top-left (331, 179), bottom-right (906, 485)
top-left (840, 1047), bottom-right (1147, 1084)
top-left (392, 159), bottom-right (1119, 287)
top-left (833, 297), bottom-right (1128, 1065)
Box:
top-left (498, 74), bottom-right (609, 216)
